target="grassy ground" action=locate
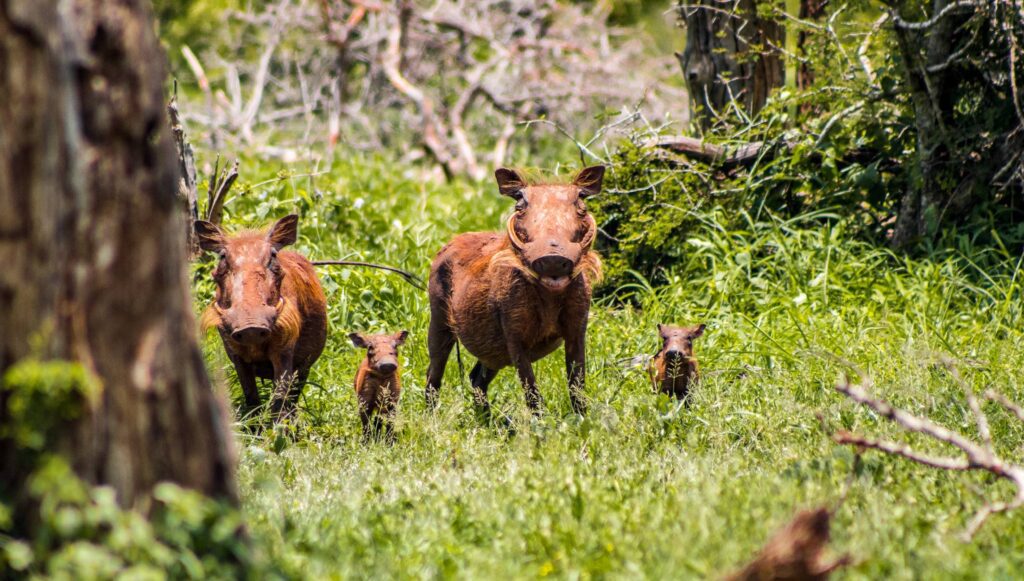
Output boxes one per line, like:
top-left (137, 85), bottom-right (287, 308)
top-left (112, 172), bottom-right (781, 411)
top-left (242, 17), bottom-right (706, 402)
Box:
top-left (196, 155), bottom-right (1024, 579)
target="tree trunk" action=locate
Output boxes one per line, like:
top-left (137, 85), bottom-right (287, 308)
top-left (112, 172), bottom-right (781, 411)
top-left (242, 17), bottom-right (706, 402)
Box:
top-left (797, 0), bottom-right (826, 93)
top-left (0, 0), bottom-right (236, 515)
top-left (676, 0), bottom-right (785, 127)
top-left (889, 0), bottom-right (963, 248)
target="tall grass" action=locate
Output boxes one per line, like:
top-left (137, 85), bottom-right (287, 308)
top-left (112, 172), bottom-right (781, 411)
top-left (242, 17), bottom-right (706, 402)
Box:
top-left (196, 154), bottom-right (1024, 578)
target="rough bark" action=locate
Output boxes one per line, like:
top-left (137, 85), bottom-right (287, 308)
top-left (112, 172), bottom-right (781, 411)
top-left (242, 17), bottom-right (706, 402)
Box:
top-left (797, 0), bottom-right (826, 101)
top-left (168, 92), bottom-right (201, 258)
top-left (0, 0), bottom-right (237, 511)
top-left (889, 0), bottom-right (976, 248)
top-left (676, 0), bottom-right (785, 127)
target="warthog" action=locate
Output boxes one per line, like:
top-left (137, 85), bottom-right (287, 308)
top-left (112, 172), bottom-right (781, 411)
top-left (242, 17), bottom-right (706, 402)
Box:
top-left (196, 215), bottom-right (327, 421)
top-left (426, 166), bottom-right (605, 416)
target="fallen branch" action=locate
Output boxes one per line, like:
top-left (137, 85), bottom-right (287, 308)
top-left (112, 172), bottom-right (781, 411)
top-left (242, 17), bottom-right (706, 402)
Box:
top-left (312, 260), bottom-right (425, 290)
top-left (646, 136), bottom-right (772, 169)
top-left (647, 136), bottom-right (900, 173)
top-left (726, 507), bottom-right (852, 580)
top-left (831, 377), bottom-right (1024, 540)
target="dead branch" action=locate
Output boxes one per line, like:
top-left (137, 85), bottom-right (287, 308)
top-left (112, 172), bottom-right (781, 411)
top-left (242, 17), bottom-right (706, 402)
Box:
top-left (647, 136), bottom-right (770, 169)
top-left (890, 0), bottom-right (979, 31)
top-left (312, 260), bottom-right (425, 290)
top-left (831, 378), bottom-right (1024, 540)
top-left (725, 507), bottom-right (852, 581)
top-left (205, 157), bottom-right (240, 226)
top-left (167, 86), bottom-right (200, 257)
top-left (381, 5), bottom-right (455, 179)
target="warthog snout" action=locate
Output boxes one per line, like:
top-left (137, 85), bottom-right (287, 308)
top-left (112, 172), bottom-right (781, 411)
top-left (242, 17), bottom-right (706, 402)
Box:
top-left (375, 360), bottom-right (398, 374)
top-left (532, 254), bottom-right (574, 278)
top-left (231, 324), bottom-right (272, 344)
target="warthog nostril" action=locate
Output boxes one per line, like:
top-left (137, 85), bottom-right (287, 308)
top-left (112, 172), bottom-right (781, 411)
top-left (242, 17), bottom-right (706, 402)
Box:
top-left (377, 362), bottom-right (398, 374)
top-left (231, 326), bottom-right (271, 343)
top-left (665, 349), bottom-right (683, 359)
top-left (532, 255), bottom-right (574, 278)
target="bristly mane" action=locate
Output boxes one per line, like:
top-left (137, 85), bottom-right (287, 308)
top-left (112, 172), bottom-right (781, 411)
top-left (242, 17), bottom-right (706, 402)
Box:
top-left (508, 167), bottom-right (578, 187)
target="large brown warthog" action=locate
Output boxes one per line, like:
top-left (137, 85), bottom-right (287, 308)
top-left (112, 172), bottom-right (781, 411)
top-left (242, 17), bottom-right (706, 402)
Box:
top-left (426, 166), bottom-right (605, 416)
top-left (196, 215), bottom-right (328, 422)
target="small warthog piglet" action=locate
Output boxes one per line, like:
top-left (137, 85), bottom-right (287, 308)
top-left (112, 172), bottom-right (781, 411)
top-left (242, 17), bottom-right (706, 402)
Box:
top-left (650, 323), bottom-right (705, 401)
top-left (350, 330), bottom-right (408, 439)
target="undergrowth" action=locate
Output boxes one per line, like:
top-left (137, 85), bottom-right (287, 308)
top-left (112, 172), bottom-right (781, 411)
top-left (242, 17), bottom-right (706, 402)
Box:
top-left (185, 153), bottom-right (1024, 578)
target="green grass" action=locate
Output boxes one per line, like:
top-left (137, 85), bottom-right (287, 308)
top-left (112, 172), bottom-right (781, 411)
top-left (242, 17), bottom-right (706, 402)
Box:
top-left (196, 154), bottom-right (1024, 579)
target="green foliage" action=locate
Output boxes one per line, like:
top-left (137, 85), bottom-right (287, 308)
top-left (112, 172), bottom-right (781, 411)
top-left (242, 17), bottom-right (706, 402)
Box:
top-left (152, 0), bottom-right (241, 73)
top-left (1, 457), bottom-right (252, 579)
top-left (185, 154), bottom-right (1024, 577)
top-left (0, 360), bottom-right (253, 579)
top-left (1, 360), bottom-right (99, 452)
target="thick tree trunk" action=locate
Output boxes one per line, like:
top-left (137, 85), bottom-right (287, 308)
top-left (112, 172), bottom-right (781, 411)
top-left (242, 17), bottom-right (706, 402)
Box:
top-left (0, 0), bottom-right (236, 512)
top-left (676, 0), bottom-right (785, 127)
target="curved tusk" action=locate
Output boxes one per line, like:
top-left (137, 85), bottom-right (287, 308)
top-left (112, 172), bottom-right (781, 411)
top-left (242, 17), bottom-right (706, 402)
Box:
top-left (276, 296), bottom-right (286, 313)
top-left (213, 301), bottom-right (226, 316)
top-left (579, 214), bottom-right (597, 251)
top-left (506, 214), bottom-right (527, 251)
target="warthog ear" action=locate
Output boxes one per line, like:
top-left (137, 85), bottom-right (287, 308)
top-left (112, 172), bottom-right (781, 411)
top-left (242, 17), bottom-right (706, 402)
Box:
top-left (349, 332), bottom-right (368, 348)
top-left (268, 214), bottom-right (299, 249)
top-left (393, 330), bottom-right (409, 346)
top-left (657, 323), bottom-right (668, 338)
top-left (495, 168), bottom-right (527, 199)
top-left (690, 324), bottom-right (706, 338)
top-left (574, 165), bottom-right (605, 198)
top-left (194, 220), bottom-right (225, 253)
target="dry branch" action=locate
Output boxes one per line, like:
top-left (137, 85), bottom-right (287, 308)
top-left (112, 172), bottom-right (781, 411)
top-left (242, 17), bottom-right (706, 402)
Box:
top-left (312, 259), bottom-right (425, 290)
top-left (831, 378), bottom-right (1024, 540)
top-left (168, 88), bottom-right (200, 257)
top-left (647, 136), bottom-right (770, 169)
top-left (206, 156), bottom-right (240, 226)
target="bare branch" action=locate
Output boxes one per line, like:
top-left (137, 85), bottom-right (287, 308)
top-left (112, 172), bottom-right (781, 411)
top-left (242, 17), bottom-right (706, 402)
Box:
top-left (832, 431), bottom-right (970, 471)
top-left (984, 389), bottom-right (1024, 423)
top-left (312, 260), bottom-right (425, 290)
top-left (891, 0), bottom-right (979, 31)
top-left (832, 379), bottom-right (1024, 540)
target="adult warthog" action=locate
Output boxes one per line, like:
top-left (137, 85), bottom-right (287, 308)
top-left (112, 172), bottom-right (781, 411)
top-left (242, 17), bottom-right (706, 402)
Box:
top-left (426, 166), bottom-right (605, 416)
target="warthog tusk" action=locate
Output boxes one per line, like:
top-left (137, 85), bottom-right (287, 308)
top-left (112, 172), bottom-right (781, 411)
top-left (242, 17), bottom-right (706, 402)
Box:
top-left (506, 214), bottom-right (527, 251)
top-left (276, 296), bottom-right (286, 313)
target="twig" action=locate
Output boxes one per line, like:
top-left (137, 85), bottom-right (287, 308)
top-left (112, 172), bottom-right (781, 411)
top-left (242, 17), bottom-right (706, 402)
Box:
top-left (891, 0), bottom-right (979, 30)
top-left (832, 379), bottom-right (1024, 540)
top-left (985, 389), bottom-right (1024, 423)
top-left (858, 14), bottom-right (889, 85)
top-left (312, 260), bottom-right (425, 290)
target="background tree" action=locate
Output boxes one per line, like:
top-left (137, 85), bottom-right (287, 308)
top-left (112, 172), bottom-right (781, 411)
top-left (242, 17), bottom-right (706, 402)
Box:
top-left (675, 0), bottom-right (785, 127)
top-left (0, 0), bottom-right (237, 526)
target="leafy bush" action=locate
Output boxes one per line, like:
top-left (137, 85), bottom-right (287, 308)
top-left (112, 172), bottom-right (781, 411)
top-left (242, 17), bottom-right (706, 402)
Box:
top-left (0, 360), bottom-right (254, 579)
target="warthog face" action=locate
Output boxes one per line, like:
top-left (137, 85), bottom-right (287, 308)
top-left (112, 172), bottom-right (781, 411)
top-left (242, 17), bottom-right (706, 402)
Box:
top-left (350, 331), bottom-right (409, 374)
top-left (195, 215), bottom-right (299, 346)
top-left (496, 165), bottom-right (605, 292)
